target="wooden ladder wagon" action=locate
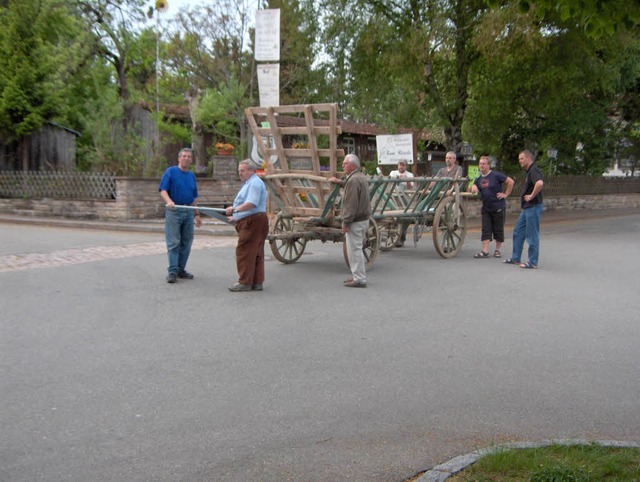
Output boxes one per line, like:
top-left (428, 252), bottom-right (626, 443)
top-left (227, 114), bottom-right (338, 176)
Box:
top-left (245, 103), bottom-right (381, 268)
top-left (368, 176), bottom-right (471, 257)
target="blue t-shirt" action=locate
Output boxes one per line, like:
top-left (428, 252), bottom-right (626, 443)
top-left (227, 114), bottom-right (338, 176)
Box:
top-left (159, 166), bottom-right (198, 205)
top-left (474, 170), bottom-right (508, 212)
top-left (232, 173), bottom-right (267, 221)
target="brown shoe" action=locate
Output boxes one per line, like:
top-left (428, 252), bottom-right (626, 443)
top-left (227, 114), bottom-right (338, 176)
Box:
top-left (228, 283), bottom-right (252, 292)
top-left (344, 280), bottom-right (367, 288)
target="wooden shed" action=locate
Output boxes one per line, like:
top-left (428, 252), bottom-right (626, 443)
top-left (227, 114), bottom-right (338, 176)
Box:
top-left (0, 121), bottom-right (80, 171)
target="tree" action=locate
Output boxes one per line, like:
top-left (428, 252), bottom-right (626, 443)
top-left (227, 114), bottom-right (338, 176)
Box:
top-left (77, 0), bottom-right (150, 134)
top-left (0, 0), bottom-right (88, 169)
top-left (265, 0), bottom-right (321, 105)
top-left (515, 0), bottom-right (640, 37)
top-left (319, 0), bottom-right (489, 151)
top-left (465, 3), bottom-right (640, 173)
top-left (162, 1), bottom-right (254, 165)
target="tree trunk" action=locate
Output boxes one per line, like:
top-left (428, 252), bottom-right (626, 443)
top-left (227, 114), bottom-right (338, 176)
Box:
top-left (186, 87), bottom-right (207, 170)
top-left (21, 135), bottom-right (30, 171)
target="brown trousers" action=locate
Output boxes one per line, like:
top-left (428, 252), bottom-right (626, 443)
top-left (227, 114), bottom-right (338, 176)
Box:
top-left (234, 212), bottom-right (269, 285)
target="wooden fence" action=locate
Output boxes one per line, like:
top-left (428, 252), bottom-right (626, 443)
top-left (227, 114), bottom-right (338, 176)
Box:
top-left (0, 171), bottom-right (116, 199)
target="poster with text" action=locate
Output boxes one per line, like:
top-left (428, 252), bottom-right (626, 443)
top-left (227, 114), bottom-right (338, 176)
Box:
top-left (376, 134), bottom-right (414, 165)
top-left (258, 64), bottom-right (279, 107)
top-left (467, 164), bottom-right (479, 189)
top-left (255, 9), bottom-right (280, 61)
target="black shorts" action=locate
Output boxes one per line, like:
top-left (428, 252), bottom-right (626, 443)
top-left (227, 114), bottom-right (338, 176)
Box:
top-left (481, 208), bottom-right (505, 242)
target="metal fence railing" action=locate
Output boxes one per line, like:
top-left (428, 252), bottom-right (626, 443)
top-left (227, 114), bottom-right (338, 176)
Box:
top-left (0, 171), bottom-right (116, 199)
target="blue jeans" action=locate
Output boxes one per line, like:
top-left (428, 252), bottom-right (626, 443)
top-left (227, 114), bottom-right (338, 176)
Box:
top-left (165, 208), bottom-right (195, 275)
top-left (511, 203), bottom-right (543, 266)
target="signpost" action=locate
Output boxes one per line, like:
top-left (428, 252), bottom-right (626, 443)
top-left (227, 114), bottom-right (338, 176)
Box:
top-left (255, 9), bottom-right (280, 107)
top-left (376, 134), bottom-right (414, 165)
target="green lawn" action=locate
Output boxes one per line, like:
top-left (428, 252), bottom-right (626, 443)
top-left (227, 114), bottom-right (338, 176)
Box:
top-left (448, 443), bottom-right (640, 481)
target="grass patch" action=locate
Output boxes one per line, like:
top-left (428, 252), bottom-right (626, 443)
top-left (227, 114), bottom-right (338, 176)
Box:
top-left (448, 443), bottom-right (640, 481)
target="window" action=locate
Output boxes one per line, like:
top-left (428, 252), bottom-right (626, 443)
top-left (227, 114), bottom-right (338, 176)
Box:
top-left (342, 137), bottom-right (355, 154)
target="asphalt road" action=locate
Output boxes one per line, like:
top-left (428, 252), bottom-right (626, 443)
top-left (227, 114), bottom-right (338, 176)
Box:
top-left (1, 211), bottom-right (639, 481)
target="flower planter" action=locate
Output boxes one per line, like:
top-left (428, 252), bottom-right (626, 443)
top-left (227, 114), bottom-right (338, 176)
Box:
top-left (216, 150), bottom-right (233, 156)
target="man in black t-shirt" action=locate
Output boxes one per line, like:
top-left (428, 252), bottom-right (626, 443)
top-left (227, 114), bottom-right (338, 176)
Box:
top-left (504, 149), bottom-right (544, 269)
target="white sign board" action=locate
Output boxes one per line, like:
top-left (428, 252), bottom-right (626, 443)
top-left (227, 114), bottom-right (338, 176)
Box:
top-left (255, 9), bottom-right (280, 61)
top-left (257, 63), bottom-right (279, 107)
top-left (376, 134), bottom-right (414, 165)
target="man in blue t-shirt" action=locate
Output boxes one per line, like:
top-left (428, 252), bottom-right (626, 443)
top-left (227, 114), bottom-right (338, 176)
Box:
top-left (159, 148), bottom-right (202, 283)
top-left (471, 156), bottom-right (514, 259)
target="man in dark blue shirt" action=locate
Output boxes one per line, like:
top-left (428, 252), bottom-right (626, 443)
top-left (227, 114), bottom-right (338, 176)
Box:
top-left (159, 148), bottom-right (202, 283)
top-left (504, 149), bottom-right (544, 269)
top-left (471, 156), bottom-right (514, 258)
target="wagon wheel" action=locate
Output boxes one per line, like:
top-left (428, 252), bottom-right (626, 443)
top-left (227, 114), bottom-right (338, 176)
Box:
top-left (412, 215), bottom-right (428, 247)
top-left (379, 221), bottom-right (399, 251)
top-left (342, 217), bottom-right (380, 270)
top-left (270, 215), bottom-right (307, 264)
top-left (432, 196), bottom-right (467, 258)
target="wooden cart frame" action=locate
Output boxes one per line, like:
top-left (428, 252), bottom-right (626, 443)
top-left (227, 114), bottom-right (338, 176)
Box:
top-left (369, 176), bottom-right (470, 258)
top-left (246, 103), bottom-right (381, 268)
top-left (245, 103), bottom-right (469, 267)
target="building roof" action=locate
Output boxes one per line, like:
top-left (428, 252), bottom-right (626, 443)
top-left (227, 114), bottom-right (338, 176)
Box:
top-left (138, 101), bottom-right (434, 140)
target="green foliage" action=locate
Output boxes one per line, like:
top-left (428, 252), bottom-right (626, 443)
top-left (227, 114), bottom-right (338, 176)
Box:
top-left (126, 27), bottom-right (159, 95)
top-left (361, 160), bottom-right (378, 176)
top-left (0, 0), bottom-right (87, 140)
top-left (267, 0), bottom-right (321, 105)
top-left (198, 77), bottom-right (250, 146)
top-left (74, 79), bottom-right (148, 176)
top-left (523, 0), bottom-right (640, 37)
top-left (78, 0), bottom-right (149, 121)
top-left (320, 0), bottom-right (489, 151)
top-left (157, 116), bottom-right (191, 145)
top-left (465, 3), bottom-right (640, 173)
top-left (2, 0), bottom-right (639, 180)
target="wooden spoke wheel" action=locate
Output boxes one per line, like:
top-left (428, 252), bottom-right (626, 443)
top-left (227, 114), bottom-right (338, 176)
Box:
top-left (412, 215), bottom-right (428, 246)
top-left (432, 196), bottom-right (467, 258)
top-left (342, 217), bottom-right (380, 270)
top-left (270, 215), bottom-right (307, 264)
top-left (379, 221), bottom-right (399, 251)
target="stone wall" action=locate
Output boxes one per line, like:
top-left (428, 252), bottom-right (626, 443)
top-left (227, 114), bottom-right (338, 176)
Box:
top-left (0, 156), bottom-right (243, 221)
top-left (462, 193), bottom-right (640, 218)
top-left (1, 165), bottom-right (639, 222)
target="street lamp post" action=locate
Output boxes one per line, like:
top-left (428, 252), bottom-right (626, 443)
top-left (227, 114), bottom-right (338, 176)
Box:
top-left (461, 142), bottom-right (473, 176)
top-left (155, 0), bottom-right (168, 115)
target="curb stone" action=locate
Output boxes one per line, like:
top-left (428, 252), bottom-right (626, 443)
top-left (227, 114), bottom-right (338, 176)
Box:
top-left (415, 439), bottom-right (640, 481)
